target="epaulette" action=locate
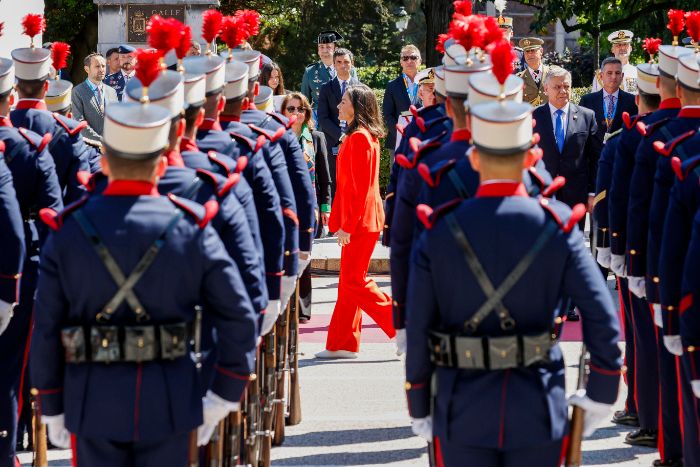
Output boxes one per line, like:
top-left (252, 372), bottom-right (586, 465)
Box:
top-left (52, 113), bottom-right (87, 137)
top-left (0, 140), bottom-right (5, 153)
top-left (638, 117), bottom-right (671, 137)
top-left (527, 166), bottom-right (547, 193)
top-left (76, 170), bottom-right (107, 193)
top-left (415, 198), bottom-right (462, 230)
top-left (39, 195), bottom-right (89, 231)
top-left (18, 127), bottom-right (51, 153)
top-left (207, 151), bottom-right (232, 176)
top-left (409, 105), bottom-right (426, 132)
top-left (196, 168), bottom-right (240, 198)
top-left (542, 176), bottom-right (566, 198)
top-left (418, 159), bottom-right (456, 188)
top-left (234, 156), bottom-right (248, 174)
top-left (396, 132), bottom-right (446, 170)
top-left (622, 111), bottom-right (651, 131)
top-left (396, 122), bottom-right (406, 136)
top-left (672, 154), bottom-right (700, 181)
top-left (653, 130), bottom-right (696, 157)
top-left (167, 194), bottom-right (218, 228)
top-left (267, 112), bottom-right (294, 130)
top-left (229, 132), bottom-right (257, 153)
top-left (248, 124), bottom-right (285, 143)
top-left (539, 198), bottom-right (585, 233)
top-left (423, 115), bottom-right (450, 131)
top-left (514, 46), bottom-right (523, 52)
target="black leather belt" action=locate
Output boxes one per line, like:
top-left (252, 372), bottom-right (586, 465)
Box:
top-left (61, 322), bottom-right (191, 363)
top-left (428, 330), bottom-right (556, 370)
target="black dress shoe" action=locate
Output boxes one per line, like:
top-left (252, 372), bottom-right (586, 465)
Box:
top-left (624, 429), bottom-right (658, 447)
top-left (652, 459), bottom-right (683, 467)
top-left (612, 409), bottom-right (640, 427)
top-left (566, 310), bottom-right (580, 322)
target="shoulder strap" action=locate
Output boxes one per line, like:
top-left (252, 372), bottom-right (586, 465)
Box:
top-left (447, 169), bottom-right (470, 199)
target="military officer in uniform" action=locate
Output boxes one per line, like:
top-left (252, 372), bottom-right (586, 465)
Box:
top-left (496, 13), bottom-right (524, 74)
top-left (591, 30), bottom-right (638, 94)
top-left (517, 37), bottom-right (548, 106)
top-left (103, 44), bottom-right (137, 102)
top-left (30, 76), bottom-right (258, 466)
top-left (404, 97), bottom-right (622, 466)
top-left (300, 31), bottom-right (358, 123)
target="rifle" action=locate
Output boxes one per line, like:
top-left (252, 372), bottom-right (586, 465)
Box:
top-left (31, 391), bottom-right (48, 467)
top-left (566, 343), bottom-right (588, 467)
top-left (188, 306), bottom-right (203, 467)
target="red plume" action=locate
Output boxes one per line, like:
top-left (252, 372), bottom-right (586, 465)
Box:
top-left (220, 16), bottom-right (245, 50)
top-left (453, 0), bottom-right (472, 16)
top-left (0, 23), bottom-right (5, 38)
top-left (22, 14), bottom-right (46, 39)
top-left (202, 9), bottom-right (223, 44)
top-left (482, 16), bottom-right (504, 46)
top-left (51, 42), bottom-right (71, 73)
top-left (449, 14), bottom-right (486, 51)
top-left (175, 25), bottom-right (192, 60)
top-left (686, 11), bottom-right (700, 43)
top-left (490, 39), bottom-right (514, 85)
top-left (436, 33), bottom-right (450, 53)
top-left (667, 9), bottom-right (686, 37)
top-left (135, 49), bottom-right (162, 88)
top-left (642, 37), bottom-right (662, 58)
top-left (147, 15), bottom-right (181, 56)
top-left (235, 10), bottom-right (261, 39)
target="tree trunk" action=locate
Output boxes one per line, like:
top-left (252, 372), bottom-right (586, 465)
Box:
top-left (423, 0), bottom-right (453, 66)
top-left (69, 10), bottom-right (98, 83)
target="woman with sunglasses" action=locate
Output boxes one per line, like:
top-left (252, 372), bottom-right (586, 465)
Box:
top-left (315, 84), bottom-right (396, 359)
top-left (281, 92), bottom-right (332, 322)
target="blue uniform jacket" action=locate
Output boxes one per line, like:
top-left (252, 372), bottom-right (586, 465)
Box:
top-left (10, 101), bottom-right (91, 203)
top-left (103, 71), bottom-right (131, 102)
top-left (593, 130), bottom-right (622, 249)
top-left (626, 108), bottom-right (700, 288)
top-left (658, 132), bottom-right (700, 336)
top-left (680, 209), bottom-right (700, 380)
top-left (0, 155), bottom-right (24, 303)
top-left (240, 109), bottom-right (317, 253)
top-left (31, 183), bottom-right (258, 442)
top-left (405, 183), bottom-right (621, 448)
top-left (608, 100), bottom-right (681, 255)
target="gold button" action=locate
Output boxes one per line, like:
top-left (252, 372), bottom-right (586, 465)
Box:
top-left (621, 365), bottom-right (627, 374)
top-left (555, 317), bottom-right (563, 324)
top-left (249, 373), bottom-right (257, 381)
top-left (612, 232), bottom-right (618, 237)
top-left (137, 338), bottom-right (144, 348)
top-left (434, 345), bottom-right (441, 353)
top-left (551, 334), bottom-right (557, 339)
top-left (667, 305), bottom-right (674, 311)
top-left (501, 351), bottom-right (507, 357)
top-left (541, 199), bottom-right (549, 206)
top-left (601, 228), bottom-right (607, 232)
top-left (393, 300), bottom-right (398, 306)
top-left (384, 225), bottom-right (389, 228)
top-left (284, 251), bottom-right (290, 256)
top-left (465, 350), bottom-right (472, 358)
top-left (31, 388), bottom-right (39, 396)
top-left (653, 277), bottom-right (660, 283)
top-left (102, 339), bottom-right (109, 348)
top-left (688, 346), bottom-right (696, 352)
top-left (630, 249), bottom-right (636, 255)
top-left (404, 382), bottom-right (412, 390)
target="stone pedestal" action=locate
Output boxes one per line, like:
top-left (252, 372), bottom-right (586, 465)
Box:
top-left (93, 0), bottom-right (219, 54)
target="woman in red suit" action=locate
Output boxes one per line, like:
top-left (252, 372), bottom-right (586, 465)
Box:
top-left (315, 85), bottom-right (396, 359)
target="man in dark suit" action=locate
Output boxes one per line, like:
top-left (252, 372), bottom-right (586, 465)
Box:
top-left (317, 47), bottom-right (360, 197)
top-left (579, 57), bottom-right (638, 154)
top-left (382, 44), bottom-right (422, 155)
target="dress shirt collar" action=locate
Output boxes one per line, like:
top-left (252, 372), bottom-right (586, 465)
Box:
top-left (603, 89), bottom-right (619, 100)
top-left (548, 102), bottom-right (570, 117)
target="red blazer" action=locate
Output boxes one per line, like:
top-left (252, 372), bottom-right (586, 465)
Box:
top-left (329, 128), bottom-right (385, 235)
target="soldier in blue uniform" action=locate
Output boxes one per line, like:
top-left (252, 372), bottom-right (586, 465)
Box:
top-left (10, 37), bottom-right (91, 203)
top-left (30, 84), bottom-right (258, 466)
top-left (188, 53), bottom-right (286, 318)
top-left (234, 49), bottom-right (317, 306)
top-left (103, 44), bottom-right (136, 102)
top-left (405, 98), bottom-right (622, 466)
top-left (0, 56), bottom-right (64, 466)
top-left (0, 152), bottom-right (23, 315)
top-left (300, 31), bottom-right (358, 122)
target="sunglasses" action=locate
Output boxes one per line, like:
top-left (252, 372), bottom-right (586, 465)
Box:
top-left (285, 106), bottom-right (306, 114)
top-left (401, 55), bottom-right (419, 61)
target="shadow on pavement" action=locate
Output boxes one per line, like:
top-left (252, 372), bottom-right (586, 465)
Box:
top-left (273, 447), bottom-right (426, 465)
top-left (583, 446), bottom-right (647, 464)
top-left (587, 424), bottom-right (635, 442)
top-left (283, 426), bottom-right (414, 447)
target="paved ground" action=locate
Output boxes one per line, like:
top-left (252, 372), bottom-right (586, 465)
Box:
top-left (19, 271), bottom-right (659, 467)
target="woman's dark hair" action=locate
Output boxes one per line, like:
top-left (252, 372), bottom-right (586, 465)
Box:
top-left (345, 84), bottom-right (385, 139)
top-left (281, 92), bottom-right (314, 130)
top-left (259, 62), bottom-right (285, 95)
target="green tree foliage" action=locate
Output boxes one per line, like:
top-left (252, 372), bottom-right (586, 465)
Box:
top-left (44, 0), bottom-right (98, 82)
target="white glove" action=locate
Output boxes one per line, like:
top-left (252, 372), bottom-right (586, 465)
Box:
top-left (298, 251), bottom-right (311, 277)
top-left (197, 391), bottom-right (240, 446)
top-left (610, 254), bottom-right (626, 277)
top-left (652, 304), bottom-right (663, 328)
top-left (260, 308), bottom-right (279, 336)
top-left (568, 389), bottom-right (614, 437)
top-left (280, 275), bottom-right (297, 309)
top-left (596, 247), bottom-right (611, 269)
top-left (395, 328), bottom-right (406, 356)
top-left (628, 276), bottom-right (646, 298)
top-left (411, 416), bottom-right (433, 442)
top-left (42, 414), bottom-right (71, 449)
top-left (692, 380), bottom-right (700, 399)
top-left (0, 299), bottom-right (14, 335)
top-left (663, 335), bottom-right (683, 356)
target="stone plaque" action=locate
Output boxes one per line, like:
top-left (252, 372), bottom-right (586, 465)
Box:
top-left (127, 5), bottom-right (186, 43)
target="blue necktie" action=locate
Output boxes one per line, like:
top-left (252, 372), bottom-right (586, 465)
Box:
top-left (340, 80), bottom-right (347, 97)
top-left (555, 109), bottom-right (565, 153)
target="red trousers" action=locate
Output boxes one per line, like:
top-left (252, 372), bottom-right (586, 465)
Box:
top-left (326, 231), bottom-right (395, 352)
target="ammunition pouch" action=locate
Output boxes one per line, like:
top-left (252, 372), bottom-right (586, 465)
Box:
top-left (428, 330), bottom-right (556, 370)
top-left (61, 322), bottom-right (190, 363)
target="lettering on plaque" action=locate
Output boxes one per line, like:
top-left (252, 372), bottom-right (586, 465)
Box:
top-left (127, 5), bottom-right (185, 43)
